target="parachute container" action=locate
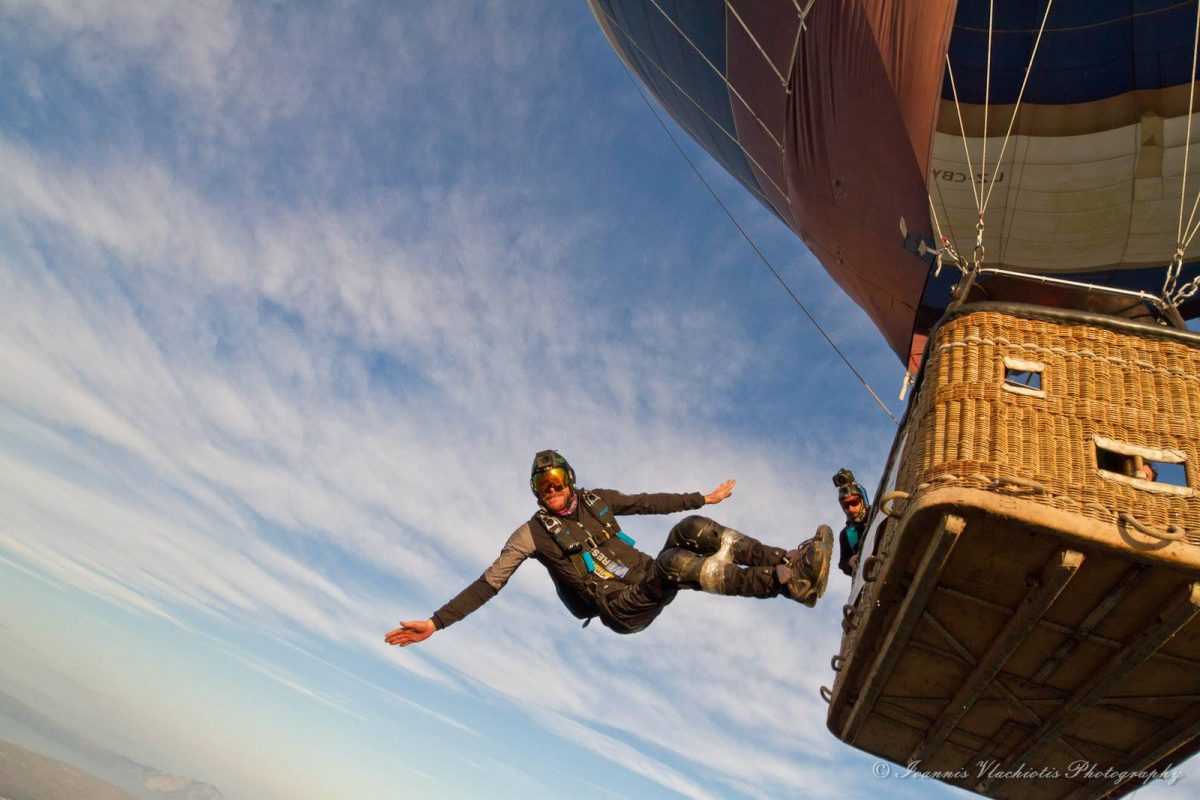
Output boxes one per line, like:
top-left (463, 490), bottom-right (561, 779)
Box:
top-left (828, 301), bottom-right (1200, 799)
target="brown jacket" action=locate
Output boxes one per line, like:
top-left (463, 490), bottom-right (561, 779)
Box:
top-left (430, 488), bottom-right (704, 629)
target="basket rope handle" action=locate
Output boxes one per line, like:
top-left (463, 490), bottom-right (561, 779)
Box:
top-left (879, 491), bottom-right (910, 518)
top-left (1119, 512), bottom-right (1187, 542)
top-left (861, 554), bottom-right (883, 582)
top-left (989, 476), bottom-right (1048, 495)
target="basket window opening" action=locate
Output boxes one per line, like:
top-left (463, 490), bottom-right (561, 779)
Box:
top-left (1149, 461), bottom-right (1189, 488)
top-left (1004, 366), bottom-right (1042, 391)
top-left (1095, 444), bottom-right (1189, 488)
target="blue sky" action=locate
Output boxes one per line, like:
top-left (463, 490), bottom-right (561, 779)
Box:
top-left (0, 3), bottom-right (1193, 800)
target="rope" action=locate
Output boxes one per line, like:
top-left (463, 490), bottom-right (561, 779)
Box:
top-left (597, 6), bottom-right (792, 203)
top-left (1119, 512), bottom-right (1187, 542)
top-left (927, 194), bottom-right (966, 274)
top-left (879, 490), bottom-right (910, 518)
top-left (928, 195), bottom-right (950, 249)
top-left (645, 0), bottom-right (785, 151)
top-left (784, 29), bottom-right (802, 95)
top-left (1178, 0), bottom-right (1200, 249)
top-left (725, 1), bottom-right (789, 88)
top-left (783, 2), bottom-right (816, 94)
top-left (930, 164), bottom-right (966, 268)
top-left (618, 63), bottom-right (901, 425)
top-left (945, 52), bottom-right (988, 266)
top-left (945, 56), bottom-right (982, 215)
top-left (980, 0), bottom-right (1055, 215)
top-left (1166, 0), bottom-right (1200, 308)
top-left (944, 2), bottom-right (1052, 270)
top-left (981, 0), bottom-right (994, 212)
top-left (989, 476), bottom-right (1048, 495)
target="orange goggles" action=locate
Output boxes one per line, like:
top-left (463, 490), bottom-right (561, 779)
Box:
top-left (534, 468), bottom-right (572, 495)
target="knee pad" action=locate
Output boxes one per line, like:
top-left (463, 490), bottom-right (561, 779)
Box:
top-left (673, 515), bottom-right (746, 555)
top-left (697, 525), bottom-right (745, 592)
top-left (656, 548), bottom-right (705, 584)
top-left (657, 544), bottom-right (738, 595)
top-left (698, 555), bottom-right (731, 594)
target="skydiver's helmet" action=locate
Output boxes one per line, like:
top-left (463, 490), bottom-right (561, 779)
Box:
top-left (833, 468), bottom-right (869, 522)
top-left (838, 482), bottom-right (869, 524)
top-left (530, 450), bottom-right (575, 498)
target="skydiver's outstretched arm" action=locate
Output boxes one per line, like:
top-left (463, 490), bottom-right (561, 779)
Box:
top-left (386, 525), bottom-right (534, 649)
top-left (384, 618), bottom-right (435, 647)
top-left (704, 478), bottom-right (736, 505)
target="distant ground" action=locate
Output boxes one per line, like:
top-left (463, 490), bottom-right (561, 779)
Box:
top-left (0, 692), bottom-right (223, 800)
top-left (0, 738), bottom-right (141, 800)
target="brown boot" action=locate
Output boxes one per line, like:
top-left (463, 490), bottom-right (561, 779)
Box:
top-left (776, 525), bottom-right (833, 607)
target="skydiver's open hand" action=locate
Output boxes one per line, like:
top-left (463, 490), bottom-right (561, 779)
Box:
top-left (703, 478), bottom-right (736, 505)
top-left (385, 618), bottom-right (436, 647)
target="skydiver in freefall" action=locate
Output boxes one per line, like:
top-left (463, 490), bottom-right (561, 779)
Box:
top-left (385, 450), bottom-right (833, 646)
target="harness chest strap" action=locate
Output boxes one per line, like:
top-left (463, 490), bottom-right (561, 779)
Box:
top-left (534, 491), bottom-right (637, 582)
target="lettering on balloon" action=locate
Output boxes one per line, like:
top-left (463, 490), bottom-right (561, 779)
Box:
top-left (932, 170), bottom-right (1006, 184)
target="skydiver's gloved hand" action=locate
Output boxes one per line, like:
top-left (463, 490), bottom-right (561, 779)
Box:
top-left (704, 478), bottom-right (736, 505)
top-left (384, 618), bottom-right (436, 647)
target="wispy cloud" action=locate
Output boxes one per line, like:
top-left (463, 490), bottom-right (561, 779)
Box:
top-left (0, 125), bottom-right (851, 795)
top-left (528, 705), bottom-right (720, 800)
top-left (0, 3), bottom-right (905, 798)
top-left (234, 654), bottom-right (368, 723)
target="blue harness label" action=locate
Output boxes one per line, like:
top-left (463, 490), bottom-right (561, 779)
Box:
top-left (586, 545), bottom-right (629, 580)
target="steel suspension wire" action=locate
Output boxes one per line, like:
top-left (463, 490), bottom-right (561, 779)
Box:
top-left (596, 6), bottom-right (791, 203)
top-left (1177, 0), bottom-right (1200, 251)
top-left (643, 0), bottom-right (787, 151)
top-left (981, 0), bottom-right (995, 214)
top-left (618, 64), bottom-right (901, 425)
top-left (945, 57), bottom-right (983, 217)
top-left (1166, 0), bottom-right (1200, 307)
top-left (981, 0), bottom-right (1055, 215)
top-left (944, 1), bottom-right (1053, 268)
top-left (724, 1), bottom-right (789, 88)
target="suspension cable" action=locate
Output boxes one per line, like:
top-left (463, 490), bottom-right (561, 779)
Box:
top-left (947, 2), bottom-right (1054, 269)
top-left (1166, 0), bottom-right (1200, 307)
top-left (645, 0), bottom-right (786, 151)
top-left (1178, 0), bottom-right (1200, 251)
top-left (725, 1), bottom-right (789, 88)
top-left (981, 0), bottom-right (994, 214)
top-left (945, 56), bottom-right (982, 216)
top-left (930, 176), bottom-right (965, 266)
top-left (981, 0), bottom-right (1055, 215)
top-left (783, 1), bottom-right (817, 95)
top-left (596, 6), bottom-right (792, 202)
top-left (927, 194), bottom-right (965, 274)
top-left (618, 62), bottom-right (900, 425)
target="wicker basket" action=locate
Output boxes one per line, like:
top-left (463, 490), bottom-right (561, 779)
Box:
top-left (897, 305), bottom-right (1200, 545)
